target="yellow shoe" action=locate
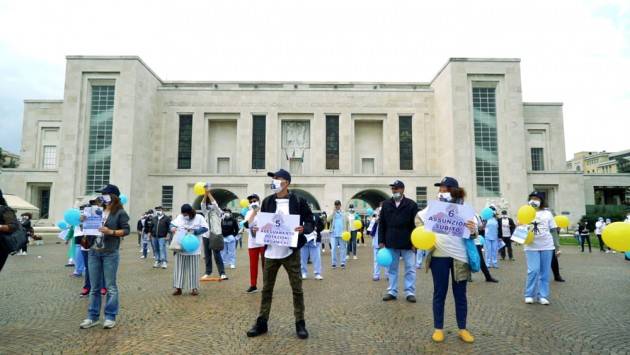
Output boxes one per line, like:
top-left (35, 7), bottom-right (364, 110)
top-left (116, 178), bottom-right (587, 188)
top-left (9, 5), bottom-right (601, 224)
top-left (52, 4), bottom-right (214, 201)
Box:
top-left (432, 329), bottom-right (445, 343)
top-left (458, 329), bottom-right (475, 343)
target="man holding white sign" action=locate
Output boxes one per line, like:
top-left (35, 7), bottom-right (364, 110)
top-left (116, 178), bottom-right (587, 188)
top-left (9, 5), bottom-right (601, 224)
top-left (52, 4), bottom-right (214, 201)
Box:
top-left (246, 169), bottom-right (314, 340)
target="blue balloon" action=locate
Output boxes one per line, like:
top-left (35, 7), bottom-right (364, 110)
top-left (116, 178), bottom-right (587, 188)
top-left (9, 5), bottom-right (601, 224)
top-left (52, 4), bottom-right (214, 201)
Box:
top-left (241, 207), bottom-right (248, 217)
top-left (480, 207), bottom-right (494, 220)
top-left (478, 236), bottom-right (485, 245)
top-left (120, 194), bottom-right (128, 205)
top-left (181, 233), bottom-right (200, 253)
top-left (366, 208), bottom-right (374, 216)
top-left (376, 248), bottom-right (394, 267)
top-left (625, 251), bottom-right (630, 259)
top-left (64, 208), bottom-right (81, 226)
top-left (56, 220), bottom-right (69, 230)
top-left (239, 221), bottom-right (245, 229)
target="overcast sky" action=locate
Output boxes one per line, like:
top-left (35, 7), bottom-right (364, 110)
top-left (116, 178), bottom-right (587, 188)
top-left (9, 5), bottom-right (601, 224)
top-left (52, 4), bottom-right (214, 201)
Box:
top-left (0, 0), bottom-right (628, 160)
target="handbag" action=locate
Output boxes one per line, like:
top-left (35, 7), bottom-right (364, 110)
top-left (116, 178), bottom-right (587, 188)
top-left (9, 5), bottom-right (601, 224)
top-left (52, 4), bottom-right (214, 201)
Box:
top-left (168, 233), bottom-right (182, 251)
top-left (464, 238), bottom-right (480, 273)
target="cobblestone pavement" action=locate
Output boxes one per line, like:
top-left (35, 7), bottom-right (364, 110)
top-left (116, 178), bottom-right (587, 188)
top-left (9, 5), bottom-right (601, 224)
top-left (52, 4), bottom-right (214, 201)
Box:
top-left (1, 236), bottom-right (629, 354)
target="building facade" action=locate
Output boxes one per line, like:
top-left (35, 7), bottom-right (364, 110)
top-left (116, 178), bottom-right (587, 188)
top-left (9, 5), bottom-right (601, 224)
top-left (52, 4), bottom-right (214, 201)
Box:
top-left (0, 56), bottom-right (595, 224)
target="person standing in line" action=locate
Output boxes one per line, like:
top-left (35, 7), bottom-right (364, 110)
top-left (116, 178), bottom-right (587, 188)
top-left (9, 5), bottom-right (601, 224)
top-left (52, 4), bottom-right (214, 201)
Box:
top-left (603, 218), bottom-right (615, 253)
top-left (347, 204), bottom-right (359, 259)
top-left (199, 187), bottom-right (228, 281)
top-left (79, 184), bottom-right (130, 329)
top-left (243, 194), bottom-right (264, 292)
top-left (523, 191), bottom-right (556, 306)
top-left (474, 219), bottom-right (498, 283)
top-left (367, 207), bottom-right (386, 281)
top-left (327, 200), bottom-right (350, 269)
top-left (220, 209), bottom-right (239, 269)
top-left (170, 204), bottom-right (208, 296)
top-left (578, 220), bottom-right (591, 253)
top-left (246, 169), bottom-right (313, 339)
top-left (152, 206), bottom-right (171, 269)
top-left (378, 180), bottom-right (419, 303)
top-left (483, 207), bottom-right (500, 268)
top-left (320, 211), bottom-right (328, 252)
top-left (498, 210), bottom-right (516, 261)
top-left (18, 212), bottom-right (33, 256)
top-left (301, 213), bottom-right (324, 280)
top-left (595, 217), bottom-right (605, 252)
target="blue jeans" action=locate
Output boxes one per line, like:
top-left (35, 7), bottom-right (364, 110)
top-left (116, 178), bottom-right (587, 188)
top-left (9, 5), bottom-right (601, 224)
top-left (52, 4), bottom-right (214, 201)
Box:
top-left (221, 235), bottom-right (236, 267)
top-left (152, 237), bottom-right (168, 263)
top-left (74, 244), bottom-right (85, 275)
top-left (430, 256), bottom-right (467, 329)
top-left (524, 250), bottom-right (553, 299)
top-left (300, 241), bottom-right (322, 276)
top-left (484, 239), bottom-right (499, 267)
top-left (416, 250), bottom-right (427, 269)
top-left (87, 249), bottom-right (120, 321)
top-left (387, 249), bottom-right (416, 297)
top-left (347, 231), bottom-right (357, 256)
top-left (330, 236), bottom-right (347, 266)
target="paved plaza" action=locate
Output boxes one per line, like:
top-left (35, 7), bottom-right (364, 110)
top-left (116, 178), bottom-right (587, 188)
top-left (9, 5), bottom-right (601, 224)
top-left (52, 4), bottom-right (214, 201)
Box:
top-left (0, 236), bottom-right (629, 354)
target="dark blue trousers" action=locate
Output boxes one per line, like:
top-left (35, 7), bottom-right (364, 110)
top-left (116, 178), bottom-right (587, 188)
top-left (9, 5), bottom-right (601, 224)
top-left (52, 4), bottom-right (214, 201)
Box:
top-left (430, 256), bottom-right (467, 329)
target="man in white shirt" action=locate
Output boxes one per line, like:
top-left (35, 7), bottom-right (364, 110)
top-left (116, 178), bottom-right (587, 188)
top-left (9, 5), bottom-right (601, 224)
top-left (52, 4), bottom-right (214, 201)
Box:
top-left (246, 169), bottom-right (314, 340)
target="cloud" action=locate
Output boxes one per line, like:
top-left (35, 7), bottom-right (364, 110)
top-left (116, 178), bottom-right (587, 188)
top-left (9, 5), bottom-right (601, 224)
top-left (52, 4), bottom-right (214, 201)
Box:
top-left (0, 0), bottom-right (628, 158)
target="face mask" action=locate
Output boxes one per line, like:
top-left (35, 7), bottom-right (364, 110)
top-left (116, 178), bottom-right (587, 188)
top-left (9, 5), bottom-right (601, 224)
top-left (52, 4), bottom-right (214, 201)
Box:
top-left (271, 179), bottom-right (283, 193)
top-left (528, 200), bottom-right (541, 208)
top-left (156, 211), bottom-right (163, 216)
top-left (250, 202), bottom-right (260, 210)
top-left (349, 208), bottom-right (354, 212)
top-left (392, 192), bottom-right (403, 201)
top-left (437, 192), bottom-right (452, 202)
top-left (101, 194), bottom-right (112, 205)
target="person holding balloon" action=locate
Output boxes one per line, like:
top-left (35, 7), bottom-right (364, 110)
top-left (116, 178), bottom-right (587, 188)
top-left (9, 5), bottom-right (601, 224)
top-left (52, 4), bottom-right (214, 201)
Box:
top-left (416, 177), bottom-right (478, 344)
top-left (170, 204), bottom-right (208, 296)
top-left (521, 191), bottom-right (556, 305)
top-left (80, 184), bottom-right (130, 330)
top-left (481, 206), bottom-right (500, 268)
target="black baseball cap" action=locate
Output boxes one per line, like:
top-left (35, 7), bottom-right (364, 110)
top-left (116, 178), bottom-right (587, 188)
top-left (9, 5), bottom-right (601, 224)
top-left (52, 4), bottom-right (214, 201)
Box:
top-left (434, 177), bottom-right (459, 188)
top-left (267, 169), bottom-right (291, 182)
top-left (247, 194), bottom-right (260, 201)
top-left (181, 204), bottom-right (194, 214)
top-left (529, 191), bottom-right (545, 201)
top-left (389, 180), bottom-right (405, 189)
top-left (334, 200), bottom-right (341, 205)
top-left (97, 184), bottom-right (121, 197)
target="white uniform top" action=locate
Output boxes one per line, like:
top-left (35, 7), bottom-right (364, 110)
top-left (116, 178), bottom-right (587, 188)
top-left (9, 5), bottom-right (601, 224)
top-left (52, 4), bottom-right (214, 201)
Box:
top-left (264, 199), bottom-right (293, 259)
top-left (523, 209), bottom-right (557, 252)
top-left (171, 214), bottom-right (208, 256)
top-left (246, 209), bottom-right (264, 249)
top-left (595, 221), bottom-right (604, 234)
top-left (418, 207), bottom-right (469, 263)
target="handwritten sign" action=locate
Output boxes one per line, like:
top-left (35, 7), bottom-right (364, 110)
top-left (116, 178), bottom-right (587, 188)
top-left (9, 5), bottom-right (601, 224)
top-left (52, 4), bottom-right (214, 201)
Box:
top-left (255, 212), bottom-right (300, 247)
top-left (423, 200), bottom-right (476, 238)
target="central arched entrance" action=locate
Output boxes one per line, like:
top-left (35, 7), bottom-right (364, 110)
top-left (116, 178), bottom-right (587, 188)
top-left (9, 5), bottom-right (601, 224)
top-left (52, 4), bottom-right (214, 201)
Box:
top-left (291, 189), bottom-right (321, 212)
top-left (192, 188), bottom-right (240, 211)
top-left (349, 189), bottom-right (389, 212)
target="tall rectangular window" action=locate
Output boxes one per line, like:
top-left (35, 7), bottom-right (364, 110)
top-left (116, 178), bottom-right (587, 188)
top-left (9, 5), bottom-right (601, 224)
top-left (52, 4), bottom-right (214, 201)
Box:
top-left (472, 87), bottom-right (500, 196)
top-left (416, 186), bottom-right (427, 209)
top-left (161, 186), bottom-right (173, 210)
top-left (42, 145), bottom-right (57, 169)
top-left (86, 85), bottom-right (115, 193)
top-left (325, 115), bottom-right (339, 170)
top-left (399, 116), bottom-right (413, 170)
top-left (39, 188), bottom-right (50, 219)
top-left (252, 115), bottom-right (266, 170)
top-left (531, 148), bottom-right (544, 171)
top-left (177, 114), bottom-right (193, 169)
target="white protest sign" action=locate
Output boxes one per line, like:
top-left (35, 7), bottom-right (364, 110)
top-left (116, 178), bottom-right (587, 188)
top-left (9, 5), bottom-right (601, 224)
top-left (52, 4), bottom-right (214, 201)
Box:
top-left (255, 212), bottom-right (300, 247)
top-left (82, 206), bottom-right (103, 236)
top-left (511, 225), bottom-right (529, 244)
top-left (423, 200), bottom-right (476, 238)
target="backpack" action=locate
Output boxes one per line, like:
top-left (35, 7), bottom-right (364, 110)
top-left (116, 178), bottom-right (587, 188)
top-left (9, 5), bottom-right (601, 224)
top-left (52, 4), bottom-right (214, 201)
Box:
top-left (0, 206), bottom-right (28, 254)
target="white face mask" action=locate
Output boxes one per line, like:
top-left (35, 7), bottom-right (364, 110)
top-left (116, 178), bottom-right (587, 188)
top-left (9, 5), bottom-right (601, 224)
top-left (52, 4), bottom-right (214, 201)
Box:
top-left (392, 192), bottom-right (403, 201)
top-left (271, 179), bottom-right (283, 193)
top-left (183, 215), bottom-right (191, 221)
top-left (101, 194), bottom-right (112, 205)
top-left (437, 192), bottom-right (452, 202)
top-left (529, 200), bottom-right (541, 208)
top-left (250, 202), bottom-right (260, 210)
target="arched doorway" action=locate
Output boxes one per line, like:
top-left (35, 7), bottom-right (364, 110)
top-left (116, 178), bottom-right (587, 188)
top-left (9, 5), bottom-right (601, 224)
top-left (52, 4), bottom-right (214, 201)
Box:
top-left (192, 188), bottom-right (240, 211)
top-left (291, 189), bottom-right (321, 212)
top-left (349, 189), bottom-right (389, 212)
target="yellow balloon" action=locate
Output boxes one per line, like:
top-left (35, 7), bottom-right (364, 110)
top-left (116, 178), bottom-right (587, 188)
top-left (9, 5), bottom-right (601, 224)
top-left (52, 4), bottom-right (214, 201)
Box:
top-left (357, 232), bottom-right (362, 239)
top-left (524, 231), bottom-right (535, 245)
top-left (341, 231), bottom-right (351, 241)
top-left (239, 199), bottom-right (249, 208)
top-left (517, 205), bottom-right (536, 225)
top-left (554, 215), bottom-right (570, 229)
top-left (353, 220), bottom-right (363, 230)
top-left (410, 227), bottom-right (436, 250)
top-left (602, 222), bottom-right (630, 252)
top-left (193, 182), bottom-right (206, 196)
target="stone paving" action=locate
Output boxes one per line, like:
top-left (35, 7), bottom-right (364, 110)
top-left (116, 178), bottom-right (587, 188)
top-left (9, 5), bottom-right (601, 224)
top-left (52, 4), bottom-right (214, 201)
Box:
top-left (1, 236), bottom-right (629, 354)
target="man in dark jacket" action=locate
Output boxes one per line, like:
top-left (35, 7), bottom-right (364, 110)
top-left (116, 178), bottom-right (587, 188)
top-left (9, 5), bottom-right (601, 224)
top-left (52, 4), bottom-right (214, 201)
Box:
top-left (498, 210), bottom-right (516, 261)
top-left (378, 180), bottom-right (419, 303)
top-left (151, 206), bottom-right (171, 269)
top-left (246, 169), bottom-right (314, 340)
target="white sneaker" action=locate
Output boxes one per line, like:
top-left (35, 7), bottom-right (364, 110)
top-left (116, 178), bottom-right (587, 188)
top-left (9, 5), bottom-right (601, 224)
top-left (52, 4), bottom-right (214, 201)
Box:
top-left (161, 262), bottom-right (167, 269)
top-left (612, 251), bottom-right (617, 254)
top-left (525, 297), bottom-right (534, 304)
top-left (220, 274), bottom-right (228, 280)
top-left (201, 274), bottom-right (210, 280)
top-left (22, 252), bottom-right (27, 256)
top-left (539, 298), bottom-right (550, 305)
top-left (139, 255), bottom-right (145, 259)
top-left (302, 274), bottom-right (308, 280)
top-left (230, 265), bottom-right (236, 269)
top-left (80, 319), bottom-right (99, 329)
top-left (153, 261), bottom-right (159, 268)
top-left (353, 256), bottom-right (358, 260)
top-left (103, 319), bottom-right (116, 329)
top-left (605, 250), bottom-right (611, 253)
top-left (315, 274), bottom-right (323, 280)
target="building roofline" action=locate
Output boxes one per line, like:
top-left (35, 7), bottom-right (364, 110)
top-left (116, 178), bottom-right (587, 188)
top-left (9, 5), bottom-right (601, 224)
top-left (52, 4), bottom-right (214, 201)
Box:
top-left (430, 57), bottom-right (521, 84)
top-left (66, 55), bottom-right (164, 83)
top-left (23, 99), bottom-right (64, 104)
